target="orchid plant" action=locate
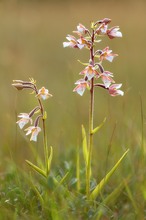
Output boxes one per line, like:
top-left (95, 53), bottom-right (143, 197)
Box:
top-left (63, 18), bottom-right (128, 200)
top-left (12, 78), bottom-right (53, 178)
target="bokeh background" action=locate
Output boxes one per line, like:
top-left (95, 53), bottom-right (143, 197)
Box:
top-left (1, 0), bottom-right (146, 175)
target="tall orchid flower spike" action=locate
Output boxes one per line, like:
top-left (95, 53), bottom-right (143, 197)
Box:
top-left (64, 18), bottom-right (124, 200)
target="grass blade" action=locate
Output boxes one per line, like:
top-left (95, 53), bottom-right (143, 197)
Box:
top-left (47, 146), bottom-right (53, 176)
top-left (90, 149), bottom-right (129, 200)
top-left (26, 160), bottom-right (46, 178)
top-left (82, 124), bottom-right (88, 167)
top-left (91, 117), bottom-right (106, 135)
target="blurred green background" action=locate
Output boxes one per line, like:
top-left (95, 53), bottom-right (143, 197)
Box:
top-left (0, 0), bottom-right (146, 173)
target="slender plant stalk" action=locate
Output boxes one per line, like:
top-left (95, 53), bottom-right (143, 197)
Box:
top-left (86, 29), bottom-right (95, 199)
top-left (35, 84), bottom-right (48, 176)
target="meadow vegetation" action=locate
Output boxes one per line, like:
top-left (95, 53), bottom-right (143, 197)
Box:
top-left (0, 0), bottom-right (146, 219)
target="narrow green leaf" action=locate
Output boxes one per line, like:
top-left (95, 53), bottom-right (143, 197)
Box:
top-left (77, 60), bottom-right (89, 66)
top-left (90, 149), bottom-right (129, 200)
top-left (59, 171), bottom-right (70, 185)
top-left (47, 146), bottom-right (53, 176)
top-left (91, 117), bottom-right (106, 135)
top-left (29, 173), bottom-right (44, 206)
top-left (103, 178), bottom-right (130, 206)
top-left (124, 179), bottom-right (139, 213)
top-left (81, 125), bottom-right (88, 167)
top-left (26, 160), bottom-right (46, 178)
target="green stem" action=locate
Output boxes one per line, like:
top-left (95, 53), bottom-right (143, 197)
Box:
top-left (35, 84), bottom-right (48, 177)
top-left (86, 29), bottom-right (95, 199)
top-left (42, 118), bottom-right (48, 176)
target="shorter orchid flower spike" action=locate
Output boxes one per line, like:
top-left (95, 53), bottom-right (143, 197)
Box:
top-left (108, 84), bottom-right (124, 96)
top-left (99, 46), bottom-right (118, 62)
top-left (36, 87), bottom-right (52, 100)
top-left (16, 113), bottom-right (32, 129)
top-left (25, 126), bottom-right (41, 142)
top-left (73, 79), bottom-right (89, 96)
top-left (107, 26), bottom-right (122, 39)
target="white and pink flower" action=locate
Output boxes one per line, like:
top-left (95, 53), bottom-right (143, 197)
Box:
top-left (16, 113), bottom-right (32, 129)
top-left (63, 35), bottom-right (84, 49)
top-left (99, 47), bottom-right (118, 62)
top-left (80, 65), bottom-right (99, 80)
top-left (107, 26), bottom-right (122, 39)
top-left (108, 84), bottom-right (124, 96)
top-left (25, 126), bottom-right (41, 142)
top-left (100, 71), bottom-right (115, 88)
top-left (74, 23), bottom-right (88, 35)
top-left (36, 87), bottom-right (52, 100)
top-left (73, 79), bottom-right (89, 96)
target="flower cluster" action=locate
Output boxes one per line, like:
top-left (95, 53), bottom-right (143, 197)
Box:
top-left (12, 79), bottom-right (52, 141)
top-left (63, 18), bottom-right (124, 96)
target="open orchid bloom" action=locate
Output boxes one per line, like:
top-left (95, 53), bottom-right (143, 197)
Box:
top-left (73, 79), bottom-right (89, 96)
top-left (36, 87), bottom-right (52, 100)
top-left (73, 23), bottom-right (88, 35)
top-left (16, 113), bottom-right (32, 129)
top-left (63, 35), bottom-right (84, 49)
top-left (25, 126), bottom-right (41, 142)
top-left (108, 84), bottom-right (124, 96)
top-left (80, 65), bottom-right (99, 80)
top-left (107, 26), bottom-right (122, 39)
top-left (100, 71), bottom-right (115, 88)
top-left (99, 46), bottom-right (118, 62)
top-left (95, 23), bottom-right (108, 35)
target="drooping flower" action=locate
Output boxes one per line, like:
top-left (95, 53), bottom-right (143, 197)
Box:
top-left (100, 71), bottom-right (115, 88)
top-left (107, 26), bottom-right (122, 39)
top-left (74, 23), bottom-right (88, 35)
top-left (97, 18), bottom-right (111, 25)
top-left (16, 113), bottom-right (32, 129)
top-left (63, 35), bottom-right (84, 49)
top-left (77, 36), bottom-right (91, 49)
top-left (36, 87), bottom-right (52, 100)
top-left (73, 79), bottom-right (89, 96)
top-left (99, 46), bottom-right (118, 62)
top-left (25, 126), bottom-right (41, 142)
top-left (80, 65), bottom-right (99, 80)
top-left (108, 84), bottom-right (124, 96)
top-left (95, 23), bottom-right (108, 35)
